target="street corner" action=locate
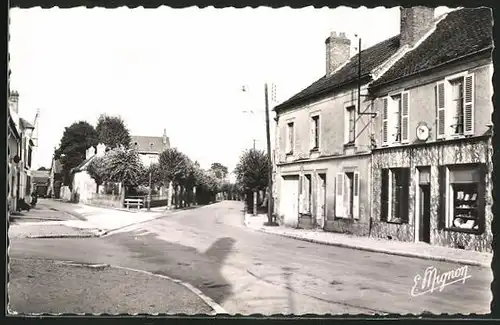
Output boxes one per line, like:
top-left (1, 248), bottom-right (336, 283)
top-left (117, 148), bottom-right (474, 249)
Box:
top-left (8, 223), bottom-right (103, 239)
top-left (8, 258), bottom-right (222, 315)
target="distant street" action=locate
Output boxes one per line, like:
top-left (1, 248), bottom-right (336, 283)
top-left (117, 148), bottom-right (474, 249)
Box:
top-left (9, 201), bottom-right (492, 315)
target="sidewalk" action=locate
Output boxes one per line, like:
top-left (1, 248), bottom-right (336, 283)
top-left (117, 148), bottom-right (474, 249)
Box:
top-left (9, 257), bottom-right (217, 315)
top-left (244, 213), bottom-right (492, 268)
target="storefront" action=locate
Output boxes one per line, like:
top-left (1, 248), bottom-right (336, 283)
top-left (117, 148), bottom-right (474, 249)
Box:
top-left (371, 134), bottom-right (492, 253)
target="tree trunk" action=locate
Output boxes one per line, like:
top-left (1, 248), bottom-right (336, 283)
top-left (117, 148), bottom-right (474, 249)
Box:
top-left (253, 191), bottom-right (257, 216)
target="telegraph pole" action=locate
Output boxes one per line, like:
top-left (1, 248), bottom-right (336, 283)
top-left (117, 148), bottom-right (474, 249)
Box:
top-left (264, 83), bottom-right (273, 224)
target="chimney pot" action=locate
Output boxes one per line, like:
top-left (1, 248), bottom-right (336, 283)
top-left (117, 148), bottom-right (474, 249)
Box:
top-left (400, 6), bottom-right (435, 48)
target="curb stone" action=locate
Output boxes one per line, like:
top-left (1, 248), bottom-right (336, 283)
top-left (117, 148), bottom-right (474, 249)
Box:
top-left (254, 228), bottom-right (490, 268)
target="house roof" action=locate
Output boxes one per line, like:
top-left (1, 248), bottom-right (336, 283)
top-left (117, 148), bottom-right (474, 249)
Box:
top-left (274, 35), bottom-right (402, 112)
top-left (371, 7), bottom-right (493, 88)
top-left (130, 135), bottom-right (169, 154)
top-left (72, 155), bottom-right (95, 174)
top-left (20, 117), bottom-right (35, 130)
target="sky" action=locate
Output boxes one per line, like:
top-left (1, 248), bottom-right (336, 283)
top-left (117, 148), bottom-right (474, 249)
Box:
top-left (9, 6), bottom-right (453, 173)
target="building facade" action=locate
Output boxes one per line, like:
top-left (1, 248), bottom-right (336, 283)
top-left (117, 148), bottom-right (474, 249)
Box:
top-left (368, 7), bottom-right (493, 252)
top-left (130, 129), bottom-right (170, 167)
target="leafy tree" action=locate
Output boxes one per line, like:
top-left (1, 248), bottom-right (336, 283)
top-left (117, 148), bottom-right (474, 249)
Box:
top-left (95, 114), bottom-right (132, 149)
top-left (234, 149), bottom-right (269, 192)
top-left (158, 148), bottom-right (190, 187)
top-left (140, 163), bottom-right (162, 188)
top-left (54, 121), bottom-right (98, 187)
top-left (86, 156), bottom-right (107, 193)
top-left (210, 162), bottom-right (228, 180)
top-left (102, 146), bottom-right (144, 198)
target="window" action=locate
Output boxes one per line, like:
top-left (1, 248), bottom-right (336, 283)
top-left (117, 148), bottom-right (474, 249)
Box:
top-left (382, 92), bottom-right (410, 145)
top-left (450, 78), bottom-right (465, 135)
top-left (28, 147), bottom-right (32, 168)
top-left (345, 106), bottom-right (356, 144)
top-left (440, 164), bottom-right (484, 233)
top-left (286, 122), bottom-right (295, 154)
top-left (310, 115), bottom-right (320, 150)
top-left (436, 73), bottom-right (474, 139)
top-left (381, 168), bottom-right (410, 223)
top-left (335, 171), bottom-right (360, 219)
top-left (300, 174), bottom-right (312, 214)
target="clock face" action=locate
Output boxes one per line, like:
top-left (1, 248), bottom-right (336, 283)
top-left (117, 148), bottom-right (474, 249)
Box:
top-left (416, 124), bottom-right (429, 141)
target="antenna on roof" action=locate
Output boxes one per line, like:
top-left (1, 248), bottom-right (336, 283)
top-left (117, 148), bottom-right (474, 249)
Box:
top-left (354, 34), bottom-right (377, 118)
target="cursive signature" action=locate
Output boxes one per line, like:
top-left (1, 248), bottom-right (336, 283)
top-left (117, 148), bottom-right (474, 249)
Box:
top-left (411, 265), bottom-right (471, 297)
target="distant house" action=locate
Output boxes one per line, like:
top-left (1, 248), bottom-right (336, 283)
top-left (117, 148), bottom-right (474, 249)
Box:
top-left (31, 169), bottom-right (50, 197)
top-left (71, 143), bottom-right (107, 203)
top-left (47, 157), bottom-right (63, 198)
top-left (130, 129), bottom-right (170, 167)
top-left (8, 93), bottom-right (22, 213)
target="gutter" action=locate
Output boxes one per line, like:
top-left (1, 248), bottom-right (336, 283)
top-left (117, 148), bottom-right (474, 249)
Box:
top-left (369, 47), bottom-right (493, 91)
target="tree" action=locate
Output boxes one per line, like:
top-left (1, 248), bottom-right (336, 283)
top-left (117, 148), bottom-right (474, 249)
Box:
top-left (95, 114), bottom-right (132, 149)
top-left (210, 162), bottom-right (228, 180)
top-left (37, 166), bottom-right (48, 171)
top-left (102, 146), bottom-right (144, 200)
top-left (234, 149), bottom-right (270, 218)
top-left (86, 156), bottom-right (107, 193)
top-left (54, 121), bottom-right (98, 187)
top-left (234, 149), bottom-right (269, 192)
top-left (140, 163), bottom-right (162, 188)
top-left (158, 148), bottom-right (190, 208)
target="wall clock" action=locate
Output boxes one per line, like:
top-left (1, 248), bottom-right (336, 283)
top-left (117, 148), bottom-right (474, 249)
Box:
top-left (416, 123), bottom-right (430, 141)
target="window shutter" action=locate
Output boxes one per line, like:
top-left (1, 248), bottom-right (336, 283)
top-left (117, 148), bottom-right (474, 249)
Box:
top-left (353, 171), bottom-right (360, 219)
top-left (464, 73), bottom-right (475, 135)
top-left (309, 117), bottom-right (315, 149)
top-left (380, 169), bottom-right (388, 221)
top-left (335, 173), bottom-right (344, 217)
top-left (401, 92), bottom-right (410, 143)
top-left (438, 166), bottom-right (448, 229)
top-left (436, 82), bottom-right (446, 139)
top-left (382, 98), bottom-right (389, 145)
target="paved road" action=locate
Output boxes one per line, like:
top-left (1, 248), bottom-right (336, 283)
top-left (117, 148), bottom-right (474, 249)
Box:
top-left (9, 201), bottom-right (492, 315)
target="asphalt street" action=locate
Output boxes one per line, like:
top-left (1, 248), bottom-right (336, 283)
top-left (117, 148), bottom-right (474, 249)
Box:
top-left (9, 201), bottom-right (493, 315)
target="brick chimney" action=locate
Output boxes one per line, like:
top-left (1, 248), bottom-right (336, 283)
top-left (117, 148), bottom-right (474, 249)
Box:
top-left (9, 91), bottom-right (19, 114)
top-left (400, 6), bottom-right (435, 48)
top-left (162, 128), bottom-right (170, 148)
top-left (325, 31), bottom-right (351, 76)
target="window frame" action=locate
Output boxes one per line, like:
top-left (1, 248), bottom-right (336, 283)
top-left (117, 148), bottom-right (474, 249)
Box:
top-left (310, 112), bottom-right (321, 152)
top-left (381, 90), bottom-right (410, 146)
top-left (345, 105), bottom-right (356, 145)
top-left (285, 120), bottom-right (295, 155)
top-left (440, 164), bottom-right (485, 234)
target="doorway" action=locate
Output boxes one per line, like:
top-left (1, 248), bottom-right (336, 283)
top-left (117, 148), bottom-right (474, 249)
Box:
top-left (419, 184), bottom-right (431, 243)
top-left (316, 173), bottom-right (326, 228)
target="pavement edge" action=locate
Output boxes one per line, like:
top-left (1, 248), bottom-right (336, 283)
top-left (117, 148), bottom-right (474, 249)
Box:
top-left (112, 265), bottom-right (227, 315)
top-left (255, 228), bottom-right (489, 268)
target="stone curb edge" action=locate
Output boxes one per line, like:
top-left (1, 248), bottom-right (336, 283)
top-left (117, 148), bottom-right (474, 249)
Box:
top-left (253, 228), bottom-right (489, 268)
top-left (112, 265), bottom-right (227, 315)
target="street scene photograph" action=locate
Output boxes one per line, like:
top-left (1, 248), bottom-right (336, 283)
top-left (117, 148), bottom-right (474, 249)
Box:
top-left (7, 5), bottom-right (494, 316)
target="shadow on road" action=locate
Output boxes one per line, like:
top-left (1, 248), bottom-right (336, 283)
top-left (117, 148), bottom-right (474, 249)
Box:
top-left (114, 234), bottom-right (236, 305)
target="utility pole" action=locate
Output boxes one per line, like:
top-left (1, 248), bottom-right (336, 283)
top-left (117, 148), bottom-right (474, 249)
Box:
top-left (147, 168), bottom-right (152, 211)
top-left (264, 83), bottom-right (273, 224)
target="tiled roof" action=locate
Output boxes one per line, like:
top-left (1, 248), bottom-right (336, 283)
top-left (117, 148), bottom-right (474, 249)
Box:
top-left (131, 135), bottom-right (169, 154)
top-left (274, 35), bottom-right (401, 111)
top-left (371, 7), bottom-right (493, 88)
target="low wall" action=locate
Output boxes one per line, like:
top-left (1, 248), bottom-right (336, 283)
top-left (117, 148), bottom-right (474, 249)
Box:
top-left (89, 193), bottom-right (122, 208)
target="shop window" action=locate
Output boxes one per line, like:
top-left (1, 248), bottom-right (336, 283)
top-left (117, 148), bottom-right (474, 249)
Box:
top-left (381, 168), bottom-right (410, 223)
top-left (440, 164), bottom-right (485, 233)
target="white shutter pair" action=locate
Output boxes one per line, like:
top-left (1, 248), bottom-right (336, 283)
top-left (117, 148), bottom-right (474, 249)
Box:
top-left (436, 73), bottom-right (474, 138)
top-left (334, 172), bottom-right (359, 219)
top-left (381, 92), bottom-right (410, 145)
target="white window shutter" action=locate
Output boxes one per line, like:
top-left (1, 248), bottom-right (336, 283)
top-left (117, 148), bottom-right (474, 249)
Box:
top-left (401, 91), bottom-right (410, 143)
top-left (309, 117), bottom-right (314, 149)
top-left (464, 73), bottom-right (475, 135)
top-left (353, 172), bottom-right (360, 219)
top-left (436, 82), bottom-right (446, 139)
top-left (382, 97), bottom-right (389, 145)
top-left (444, 168), bottom-right (450, 227)
top-left (335, 173), bottom-right (344, 218)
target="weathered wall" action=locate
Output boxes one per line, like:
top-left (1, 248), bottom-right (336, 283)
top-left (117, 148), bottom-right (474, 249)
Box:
top-left (371, 136), bottom-right (492, 252)
top-left (276, 154), bottom-right (371, 235)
